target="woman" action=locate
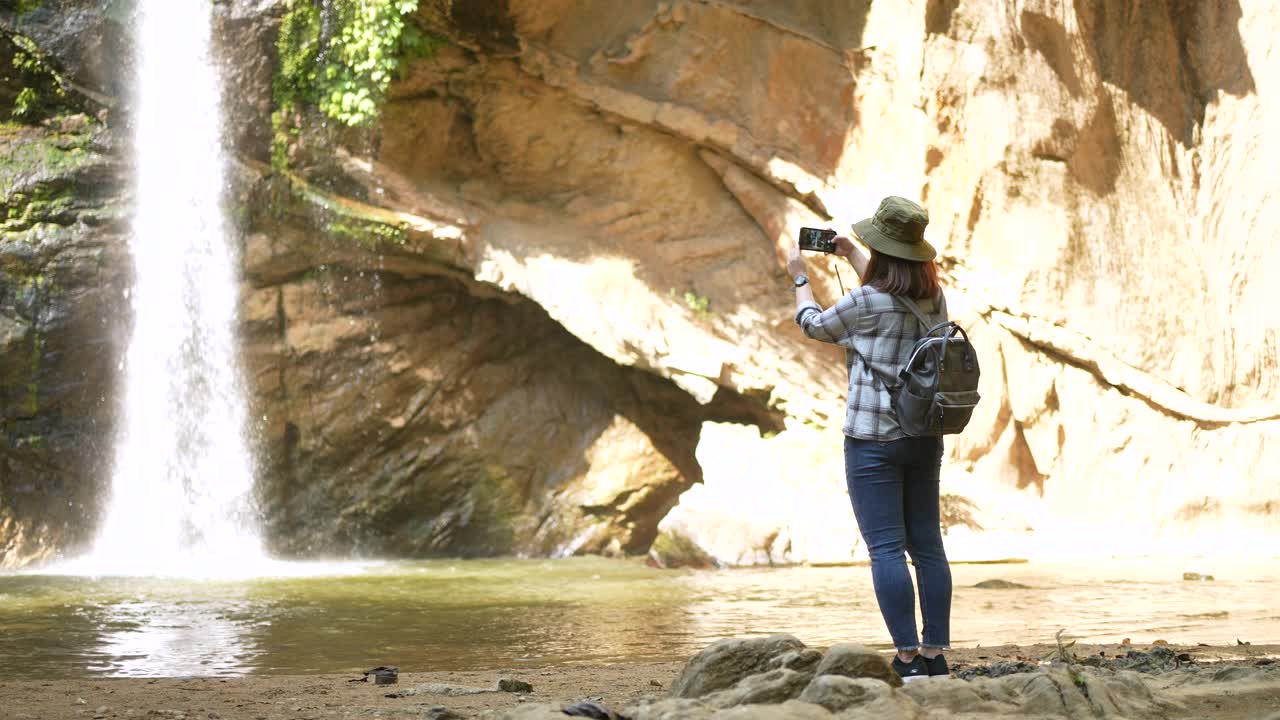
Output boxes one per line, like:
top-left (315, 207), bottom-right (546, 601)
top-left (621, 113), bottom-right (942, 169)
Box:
top-left (788, 196), bottom-right (951, 682)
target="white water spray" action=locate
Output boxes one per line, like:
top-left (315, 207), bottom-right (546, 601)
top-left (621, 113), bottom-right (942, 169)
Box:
top-left (80, 0), bottom-right (265, 575)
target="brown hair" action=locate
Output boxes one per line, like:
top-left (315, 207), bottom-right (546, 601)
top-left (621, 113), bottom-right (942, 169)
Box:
top-left (860, 250), bottom-right (941, 300)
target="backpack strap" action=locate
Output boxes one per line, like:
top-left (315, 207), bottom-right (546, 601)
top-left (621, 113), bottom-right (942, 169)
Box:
top-left (867, 291), bottom-right (949, 391)
top-left (897, 291), bottom-right (946, 332)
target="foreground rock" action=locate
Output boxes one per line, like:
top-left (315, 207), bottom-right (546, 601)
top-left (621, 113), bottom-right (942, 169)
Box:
top-left (484, 638), bottom-right (1280, 719)
top-left (0, 643), bottom-right (1276, 719)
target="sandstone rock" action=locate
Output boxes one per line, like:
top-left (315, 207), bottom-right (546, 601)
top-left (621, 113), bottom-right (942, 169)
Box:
top-left (812, 644), bottom-right (901, 689)
top-left (899, 677), bottom-right (1016, 714)
top-left (670, 635), bottom-right (807, 699)
top-left (625, 697), bottom-right (715, 720)
top-left (944, 667), bottom-right (1166, 719)
top-left (765, 650), bottom-right (823, 675)
top-left (7, 0), bottom-right (1280, 567)
top-left (646, 529), bottom-right (721, 570)
top-left (703, 669), bottom-right (812, 709)
top-left (237, 172), bottom-right (776, 559)
top-left (707, 701), bottom-right (834, 720)
top-left (796, 676), bottom-right (888, 713)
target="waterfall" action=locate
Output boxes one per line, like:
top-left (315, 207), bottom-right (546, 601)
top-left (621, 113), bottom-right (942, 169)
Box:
top-left (83, 0), bottom-right (265, 574)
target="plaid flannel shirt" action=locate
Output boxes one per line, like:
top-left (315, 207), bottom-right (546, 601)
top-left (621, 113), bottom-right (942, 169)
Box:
top-left (795, 286), bottom-right (945, 440)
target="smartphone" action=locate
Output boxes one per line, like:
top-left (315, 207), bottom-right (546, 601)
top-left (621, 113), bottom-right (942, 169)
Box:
top-left (798, 227), bottom-right (837, 253)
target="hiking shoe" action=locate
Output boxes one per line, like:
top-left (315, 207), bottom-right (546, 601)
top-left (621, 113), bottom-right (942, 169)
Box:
top-left (924, 653), bottom-right (950, 677)
top-left (891, 654), bottom-right (930, 683)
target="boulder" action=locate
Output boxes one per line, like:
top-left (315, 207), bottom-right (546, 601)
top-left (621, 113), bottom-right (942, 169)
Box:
top-left (796, 676), bottom-right (889, 713)
top-left (670, 635), bottom-right (808, 698)
top-left (812, 644), bottom-right (902, 688)
top-left (900, 677), bottom-right (1017, 714)
top-left (703, 669), bottom-right (812, 709)
top-left (766, 650), bottom-right (823, 674)
top-left (647, 529), bottom-right (721, 570)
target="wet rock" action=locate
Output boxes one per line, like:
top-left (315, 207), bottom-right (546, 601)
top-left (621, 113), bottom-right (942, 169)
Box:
top-left (811, 643), bottom-right (901, 688)
top-left (0, 50), bottom-right (128, 569)
top-left (646, 530), bottom-right (721, 570)
top-left (703, 669), bottom-right (811, 709)
top-left (363, 665), bottom-right (398, 685)
top-left (973, 579), bottom-right (1031, 589)
top-left (670, 635), bottom-right (807, 698)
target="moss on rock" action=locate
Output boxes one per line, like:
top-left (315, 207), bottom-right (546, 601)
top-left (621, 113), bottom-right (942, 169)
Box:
top-left (261, 168), bottom-right (411, 249)
top-left (271, 0), bottom-right (443, 167)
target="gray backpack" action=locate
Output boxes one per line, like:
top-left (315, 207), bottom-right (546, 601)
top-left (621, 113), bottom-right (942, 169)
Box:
top-left (879, 293), bottom-right (982, 436)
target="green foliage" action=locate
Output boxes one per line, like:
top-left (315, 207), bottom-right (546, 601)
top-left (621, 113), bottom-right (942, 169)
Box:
top-left (4, 32), bottom-right (70, 122)
top-left (274, 0), bottom-right (438, 129)
top-left (12, 88), bottom-right (38, 119)
top-left (669, 288), bottom-right (713, 320)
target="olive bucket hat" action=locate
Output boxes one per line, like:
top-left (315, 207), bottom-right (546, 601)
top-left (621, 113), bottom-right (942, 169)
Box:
top-left (851, 196), bottom-right (937, 262)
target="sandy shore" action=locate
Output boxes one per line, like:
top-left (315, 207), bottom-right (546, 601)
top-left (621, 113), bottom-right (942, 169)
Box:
top-left (4, 643), bottom-right (1278, 720)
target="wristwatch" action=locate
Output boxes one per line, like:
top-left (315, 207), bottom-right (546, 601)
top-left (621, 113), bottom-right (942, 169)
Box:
top-left (793, 274), bottom-right (809, 288)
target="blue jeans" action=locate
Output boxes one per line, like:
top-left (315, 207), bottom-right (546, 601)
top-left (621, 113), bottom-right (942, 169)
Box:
top-left (845, 435), bottom-right (951, 651)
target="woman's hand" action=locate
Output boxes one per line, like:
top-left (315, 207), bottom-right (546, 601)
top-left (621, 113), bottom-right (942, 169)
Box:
top-left (832, 235), bottom-right (855, 258)
top-left (786, 246), bottom-right (808, 277)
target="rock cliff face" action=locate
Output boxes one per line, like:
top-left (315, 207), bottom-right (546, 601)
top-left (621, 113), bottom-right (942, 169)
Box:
top-left (236, 170), bottom-right (778, 558)
top-left (0, 11), bottom-right (128, 567)
top-left (2, 0), bottom-right (1277, 567)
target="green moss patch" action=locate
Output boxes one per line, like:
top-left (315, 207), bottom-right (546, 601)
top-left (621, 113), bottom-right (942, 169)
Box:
top-left (0, 124), bottom-right (100, 234)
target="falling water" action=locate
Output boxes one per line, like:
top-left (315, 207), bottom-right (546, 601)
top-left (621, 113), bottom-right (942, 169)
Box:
top-left (82, 0), bottom-right (264, 575)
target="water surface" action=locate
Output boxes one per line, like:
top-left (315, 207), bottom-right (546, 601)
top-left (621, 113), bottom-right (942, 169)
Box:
top-left (2, 556), bottom-right (1276, 678)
